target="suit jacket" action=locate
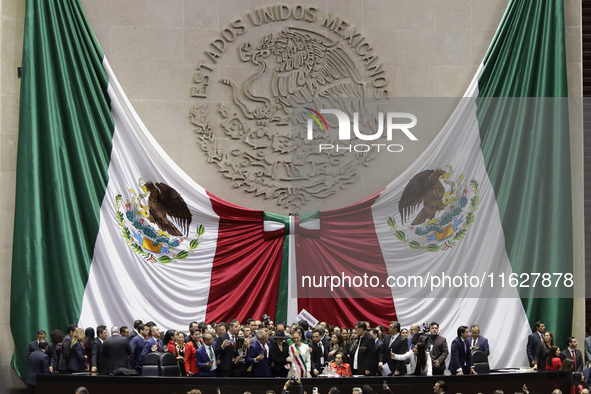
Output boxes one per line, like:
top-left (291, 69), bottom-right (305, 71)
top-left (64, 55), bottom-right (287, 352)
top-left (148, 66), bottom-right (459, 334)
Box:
top-left (468, 336), bottom-right (490, 356)
top-left (585, 337), bottom-right (591, 364)
top-left (350, 332), bottom-right (376, 375)
top-left (27, 340), bottom-right (56, 370)
top-left (27, 350), bottom-right (49, 386)
top-left (67, 342), bottom-right (85, 373)
top-left (195, 344), bottom-right (218, 377)
top-left (310, 340), bottom-right (329, 374)
top-left (61, 334), bottom-right (73, 367)
top-left (130, 335), bottom-right (146, 370)
top-left (103, 335), bottom-right (131, 374)
top-left (420, 334), bottom-right (448, 365)
top-left (526, 331), bottom-right (544, 365)
top-left (214, 332), bottom-right (237, 374)
top-left (560, 348), bottom-right (584, 372)
top-left (383, 334), bottom-right (408, 375)
top-left (374, 339), bottom-right (384, 375)
top-left (449, 337), bottom-right (473, 375)
top-left (141, 337), bottom-right (163, 359)
top-left (247, 341), bottom-right (273, 377)
top-left (184, 340), bottom-right (200, 375)
top-left (91, 338), bottom-right (108, 374)
top-left (269, 341), bottom-right (290, 377)
top-left (129, 330), bottom-right (138, 342)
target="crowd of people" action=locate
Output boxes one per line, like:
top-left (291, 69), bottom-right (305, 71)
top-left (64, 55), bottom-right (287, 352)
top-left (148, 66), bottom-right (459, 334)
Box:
top-left (23, 317), bottom-right (588, 393)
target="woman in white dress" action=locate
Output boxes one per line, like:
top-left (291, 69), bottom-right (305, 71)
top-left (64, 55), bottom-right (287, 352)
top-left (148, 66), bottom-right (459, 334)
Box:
top-left (391, 342), bottom-right (432, 376)
top-left (288, 330), bottom-right (312, 378)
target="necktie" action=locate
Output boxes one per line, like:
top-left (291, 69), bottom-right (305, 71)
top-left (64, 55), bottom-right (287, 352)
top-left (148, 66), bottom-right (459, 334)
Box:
top-left (209, 346), bottom-right (217, 370)
top-left (473, 339), bottom-right (476, 347)
top-left (320, 342), bottom-right (325, 364)
top-left (463, 340), bottom-right (467, 365)
top-left (231, 335), bottom-right (235, 348)
top-left (158, 339), bottom-right (162, 352)
top-left (572, 349), bottom-right (576, 370)
top-left (262, 344), bottom-right (267, 357)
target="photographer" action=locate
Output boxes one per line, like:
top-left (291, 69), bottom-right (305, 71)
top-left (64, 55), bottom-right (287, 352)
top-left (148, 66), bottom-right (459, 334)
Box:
top-left (281, 377), bottom-right (304, 394)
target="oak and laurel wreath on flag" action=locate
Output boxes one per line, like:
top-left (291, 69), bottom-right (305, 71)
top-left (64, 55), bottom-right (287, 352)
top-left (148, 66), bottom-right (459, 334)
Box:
top-left (387, 180), bottom-right (480, 252)
top-left (115, 194), bottom-right (205, 264)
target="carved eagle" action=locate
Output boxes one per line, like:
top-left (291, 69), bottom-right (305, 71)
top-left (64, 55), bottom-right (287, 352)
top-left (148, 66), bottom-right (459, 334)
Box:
top-left (144, 182), bottom-right (192, 237)
top-left (399, 169), bottom-right (447, 226)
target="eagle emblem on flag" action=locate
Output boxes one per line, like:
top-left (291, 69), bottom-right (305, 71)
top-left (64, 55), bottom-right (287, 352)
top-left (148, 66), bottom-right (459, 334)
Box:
top-left (388, 165), bottom-right (480, 252)
top-left (115, 178), bottom-right (205, 264)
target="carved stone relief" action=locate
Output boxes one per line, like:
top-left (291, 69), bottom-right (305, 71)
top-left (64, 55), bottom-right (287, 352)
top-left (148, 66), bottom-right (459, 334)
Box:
top-left (189, 6), bottom-right (390, 208)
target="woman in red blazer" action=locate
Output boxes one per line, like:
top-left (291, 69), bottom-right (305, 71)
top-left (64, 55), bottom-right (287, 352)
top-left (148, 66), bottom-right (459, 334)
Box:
top-left (329, 352), bottom-right (352, 377)
top-left (184, 329), bottom-right (202, 376)
top-left (546, 346), bottom-right (563, 370)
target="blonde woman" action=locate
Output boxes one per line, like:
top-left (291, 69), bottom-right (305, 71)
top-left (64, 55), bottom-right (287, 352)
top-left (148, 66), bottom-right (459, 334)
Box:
top-left (288, 330), bottom-right (312, 378)
top-left (68, 328), bottom-right (86, 373)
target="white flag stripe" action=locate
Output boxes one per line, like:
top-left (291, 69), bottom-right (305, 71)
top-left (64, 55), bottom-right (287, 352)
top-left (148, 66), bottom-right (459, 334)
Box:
top-left (372, 65), bottom-right (530, 369)
top-left (79, 58), bottom-right (221, 330)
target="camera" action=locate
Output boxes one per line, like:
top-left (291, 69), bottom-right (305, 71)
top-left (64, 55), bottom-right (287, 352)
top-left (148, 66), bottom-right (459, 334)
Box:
top-left (263, 314), bottom-right (271, 325)
top-left (289, 377), bottom-right (296, 385)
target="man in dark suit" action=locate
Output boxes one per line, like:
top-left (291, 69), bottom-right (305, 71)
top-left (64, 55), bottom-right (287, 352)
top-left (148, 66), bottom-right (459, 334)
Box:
top-left (469, 325), bottom-right (490, 356)
top-left (141, 325), bottom-right (164, 360)
top-left (129, 320), bottom-right (142, 342)
top-left (215, 320), bottom-right (240, 376)
top-left (196, 333), bottom-right (219, 376)
top-left (449, 326), bottom-right (476, 375)
top-left (103, 326), bottom-right (132, 374)
top-left (26, 330), bottom-right (56, 373)
top-left (26, 341), bottom-right (50, 394)
top-left (419, 322), bottom-right (448, 375)
top-left (59, 324), bottom-right (77, 372)
top-left (526, 320), bottom-right (545, 367)
top-left (247, 329), bottom-right (273, 377)
top-left (350, 321), bottom-right (376, 376)
top-left (380, 321), bottom-right (407, 376)
top-left (560, 336), bottom-right (584, 372)
top-left (130, 324), bottom-right (149, 372)
top-left (310, 329), bottom-right (329, 376)
top-left (371, 329), bottom-right (384, 375)
top-left (91, 325), bottom-right (108, 374)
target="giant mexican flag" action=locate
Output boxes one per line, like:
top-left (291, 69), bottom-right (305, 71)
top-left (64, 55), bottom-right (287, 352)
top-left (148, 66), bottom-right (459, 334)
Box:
top-left (11, 0), bottom-right (572, 377)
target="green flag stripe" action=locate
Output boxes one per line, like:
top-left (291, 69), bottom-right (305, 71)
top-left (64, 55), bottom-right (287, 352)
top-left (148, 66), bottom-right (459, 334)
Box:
top-left (10, 0), bottom-right (114, 378)
top-left (263, 212), bottom-right (290, 323)
top-left (477, 0), bottom-right (572, 347)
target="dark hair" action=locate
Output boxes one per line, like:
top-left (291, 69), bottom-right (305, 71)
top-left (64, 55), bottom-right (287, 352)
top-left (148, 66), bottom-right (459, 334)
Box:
top-left (535, 321), bottom-right (545, 329)
top-left (67, 324), bottom-right (77, 334)
top-left (332, 332), bottom-right (343, 344)
top-left (361, 385), bottom-right (374, 394)
top-left (430, 322), bottom-right (439, 329)
top-left (38, 341), bottom-right (48, 350)
top-left (546, 346), bottom-right (559, 367)
top-left (84, 327), bottom-right (95, 344)
top-left (246, 318), bottom-right (255, 325)
top-left (163, 330), bottom-right (176, 344)
top-left (235, 336), bottom-right (246, 349)
top-left (561, 358), bottom-right (574, 371)
top-left (334, 351), bottom-right (345, 362)
top-left (389, 321), bottom-right (401, 332)
top-left (329, 388), bottom-right (340, 394)
top-left (189, 321), bottom-right (199, 330)
top-left (298, 320), bottom-right (309, 331)
top-left (198, 322), bottom-right (208, 333)
top-left (435, 380), bottom-right (446, 391)
top-left (37, 330), bottom-right (47, 336)
top-left (416, 342), bottom-right (427, 371)
top-left (457, 326), bottom-right (468, 337)
top-left (137, 324), bottom-right (146, 332)
top-left (145, 321), bottom-right (156, 328)
top-left (356, 321), bottom-right (368, 331)
top-left (50, 329), bottom-right (64, 344)
top-left (568, 336), bottom-right (576, 345)
top-left (313, 328), bottom-right (324, 337)
top-left (120, 326), bottom-right (128, 335)
top-left (134, 320), bottom-right (143, 330)
top-left (97, 325), bottom-right (107, 336)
